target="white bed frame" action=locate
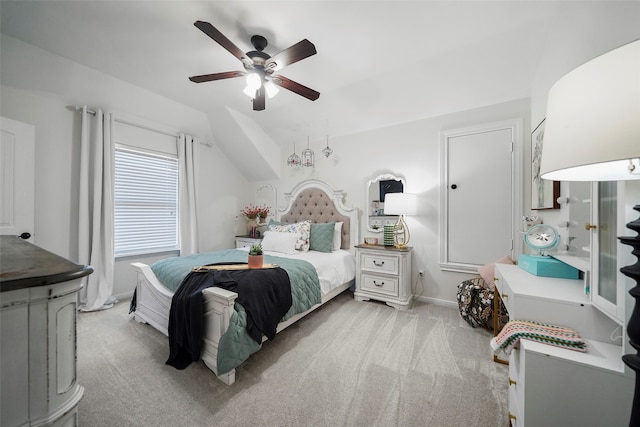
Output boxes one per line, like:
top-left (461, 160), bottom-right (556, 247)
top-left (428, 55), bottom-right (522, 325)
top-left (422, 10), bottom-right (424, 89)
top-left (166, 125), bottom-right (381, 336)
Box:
top-left (131, 179), bottom-right (359, 385)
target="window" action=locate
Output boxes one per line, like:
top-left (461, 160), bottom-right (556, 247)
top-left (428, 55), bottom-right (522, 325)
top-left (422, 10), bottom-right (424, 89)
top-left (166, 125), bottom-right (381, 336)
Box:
top-left (114, 146), bottom-right (179, 257)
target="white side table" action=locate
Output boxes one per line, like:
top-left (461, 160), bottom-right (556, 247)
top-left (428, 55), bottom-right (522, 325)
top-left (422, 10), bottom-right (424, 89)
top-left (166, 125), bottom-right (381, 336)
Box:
top-left (235, 236), bottom-right (263, 249)
top-left (354, 244), bottom-right (412, 310)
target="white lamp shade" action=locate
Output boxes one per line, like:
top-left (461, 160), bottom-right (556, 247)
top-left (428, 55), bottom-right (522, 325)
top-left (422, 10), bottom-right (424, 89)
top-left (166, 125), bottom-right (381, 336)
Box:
top-left (264, 80), bottom-right (279, 98)
top-left (540, 39), bottom-right (640, 182)
top-left (383, 193), bottom-right (417, 216)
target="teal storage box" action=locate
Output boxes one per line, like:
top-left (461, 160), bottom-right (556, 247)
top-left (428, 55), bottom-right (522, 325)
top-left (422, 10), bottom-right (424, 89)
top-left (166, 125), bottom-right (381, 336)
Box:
top-left (518, 254), bottom-right (580, 279)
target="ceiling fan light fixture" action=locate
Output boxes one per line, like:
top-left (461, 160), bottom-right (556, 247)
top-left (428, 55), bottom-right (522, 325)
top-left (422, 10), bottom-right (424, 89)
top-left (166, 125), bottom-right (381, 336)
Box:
top-left (246, 73), bottom-right (261, 90)
top-left (264, 81), bottom-right (279, 98)
top-left (243, 85), bottom-right (257, 99)
top-left (189, 21), bottom-right (320, 111)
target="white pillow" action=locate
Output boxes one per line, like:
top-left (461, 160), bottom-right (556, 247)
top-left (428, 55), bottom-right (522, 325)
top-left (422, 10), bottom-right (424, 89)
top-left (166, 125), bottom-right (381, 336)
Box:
top-left (333, 222), bottom-right (344, 251)
top-left (261, 231), bottom-right (298, 254)
top-left (268, 220), bottom-right (312, 252)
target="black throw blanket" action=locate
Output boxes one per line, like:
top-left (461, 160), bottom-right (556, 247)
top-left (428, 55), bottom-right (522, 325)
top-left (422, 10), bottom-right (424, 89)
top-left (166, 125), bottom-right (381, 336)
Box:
top-left (166, 265), bottom-right (292, 370)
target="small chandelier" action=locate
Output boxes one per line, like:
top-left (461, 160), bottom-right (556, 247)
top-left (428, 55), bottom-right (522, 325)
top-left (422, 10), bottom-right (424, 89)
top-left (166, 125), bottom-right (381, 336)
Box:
top-left (322, 134), bottom-right (333, 158)
top-left (287, 141), bottom-right (301, 167)
top-left (301, 136), bottom-right (315, 167)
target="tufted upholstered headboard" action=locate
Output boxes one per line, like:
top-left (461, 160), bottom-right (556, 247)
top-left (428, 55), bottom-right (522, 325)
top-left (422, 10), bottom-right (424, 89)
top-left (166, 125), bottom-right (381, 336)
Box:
top-left (277, 179), bottom-right (359, 251)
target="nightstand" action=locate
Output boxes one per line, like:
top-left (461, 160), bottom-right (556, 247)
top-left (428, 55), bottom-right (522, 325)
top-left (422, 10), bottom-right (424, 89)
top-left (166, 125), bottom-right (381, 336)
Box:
top-left (354, 244), bottom-right (413, 310)
top-left (235, 236), bottom-right (262, 249)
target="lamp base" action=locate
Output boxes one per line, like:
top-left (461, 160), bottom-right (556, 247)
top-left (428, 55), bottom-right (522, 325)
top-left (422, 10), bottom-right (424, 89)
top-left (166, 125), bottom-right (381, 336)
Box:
top-left (393, 216), bottom-right (410, 249)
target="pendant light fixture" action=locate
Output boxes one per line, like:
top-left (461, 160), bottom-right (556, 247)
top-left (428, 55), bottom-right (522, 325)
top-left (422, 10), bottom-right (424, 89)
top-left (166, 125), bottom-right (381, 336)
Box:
top-left (287, 141), bottom-right (301, 167)
top-left (322, 134), bottom-right (333, 158)
top-left (301, 135), bottom-right (315, 167)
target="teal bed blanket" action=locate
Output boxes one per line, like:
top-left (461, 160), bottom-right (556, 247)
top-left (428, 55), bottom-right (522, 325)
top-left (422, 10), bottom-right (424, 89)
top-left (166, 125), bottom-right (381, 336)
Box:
top-left (150, 249), bottom-right (321, 374)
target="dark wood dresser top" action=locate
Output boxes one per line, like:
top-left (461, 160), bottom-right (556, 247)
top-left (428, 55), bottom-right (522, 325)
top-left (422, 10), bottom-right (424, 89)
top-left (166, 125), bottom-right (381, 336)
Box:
top-left (0, 236), bottom-right (93, 292)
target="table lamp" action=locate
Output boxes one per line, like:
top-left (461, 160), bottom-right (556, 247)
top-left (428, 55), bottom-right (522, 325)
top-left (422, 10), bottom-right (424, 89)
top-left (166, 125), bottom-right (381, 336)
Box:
top-left (383, 193), bottom-right (417, 248)
top-left (540, 39), bottom-right (640, 426)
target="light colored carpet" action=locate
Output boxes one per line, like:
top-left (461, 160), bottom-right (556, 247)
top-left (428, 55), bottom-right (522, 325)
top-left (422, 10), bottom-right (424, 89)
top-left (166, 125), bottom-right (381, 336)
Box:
top-left (77, 292), bottom-right (508, 426)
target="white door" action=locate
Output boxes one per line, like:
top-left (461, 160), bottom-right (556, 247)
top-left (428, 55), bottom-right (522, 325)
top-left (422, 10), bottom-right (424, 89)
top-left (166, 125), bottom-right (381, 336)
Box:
top-left (0, 116), bottom-right (35, 242)
top-left (440, 120), bottom-right (522, 272)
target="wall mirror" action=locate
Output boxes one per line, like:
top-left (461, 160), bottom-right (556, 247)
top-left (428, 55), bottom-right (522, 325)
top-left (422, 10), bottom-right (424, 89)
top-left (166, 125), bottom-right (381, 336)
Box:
top-left (255, 184), bottom-right (277, 224)
top-left (366, 173), bottom-right (405, 233)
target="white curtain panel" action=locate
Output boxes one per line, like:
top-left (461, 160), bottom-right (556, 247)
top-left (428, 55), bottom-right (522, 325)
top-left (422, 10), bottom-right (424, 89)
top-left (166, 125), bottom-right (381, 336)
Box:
top-left (78, 107), bottom-right (116, 312)
top-left (178, 133), bottom-right (199, 255)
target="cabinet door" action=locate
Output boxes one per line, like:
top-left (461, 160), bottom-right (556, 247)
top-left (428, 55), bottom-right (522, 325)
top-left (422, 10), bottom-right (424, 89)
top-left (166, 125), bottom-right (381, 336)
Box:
top-left (439, 120), bottom-right (522, 272)
top-left (591, 182), bottom-right (625, 323)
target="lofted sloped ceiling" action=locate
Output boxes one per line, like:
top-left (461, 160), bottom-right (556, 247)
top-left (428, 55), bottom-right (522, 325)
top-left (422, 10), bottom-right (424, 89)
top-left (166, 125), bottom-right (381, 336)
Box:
top-left (0, 1), bottom-right (626, 179)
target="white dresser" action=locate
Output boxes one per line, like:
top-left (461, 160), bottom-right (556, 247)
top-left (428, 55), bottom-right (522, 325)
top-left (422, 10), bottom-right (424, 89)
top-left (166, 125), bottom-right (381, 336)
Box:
top-left (1, 236), bottom-right (93, 427)
top-left (495, 263), bottom-right (634, 426)
top-left (354, 244), bottom-right (412, 310)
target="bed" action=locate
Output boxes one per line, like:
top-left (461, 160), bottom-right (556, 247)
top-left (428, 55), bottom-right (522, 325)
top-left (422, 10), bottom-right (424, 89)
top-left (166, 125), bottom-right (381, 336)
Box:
top-left (130, 179), bottom-right (359, 385)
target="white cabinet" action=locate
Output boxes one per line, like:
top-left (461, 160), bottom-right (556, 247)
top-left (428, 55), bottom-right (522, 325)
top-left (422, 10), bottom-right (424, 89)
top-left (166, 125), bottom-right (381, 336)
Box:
top-left (354, 244), bottom-right (412, 310)
top-left (1, 236), bottom-right (92, 427)
top-left (495, 263), bottom-right (633, 426)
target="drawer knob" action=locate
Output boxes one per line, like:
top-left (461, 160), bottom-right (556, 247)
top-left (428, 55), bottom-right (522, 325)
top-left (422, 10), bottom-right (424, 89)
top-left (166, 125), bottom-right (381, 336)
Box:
top-left (493, 277), bottom-right (499, 282)
top-left (373, 280), bottom-right (384, 287)
top-left (373, 260), bottom-right (385, 267)
top-left (585, 223), bottom-right (597, 230)
top-left (508, 413), bottom-right (517, 420)
top-left (509, 378), bottom-right (517, 386)
top-left (501, 293), bottom-right (508, 298)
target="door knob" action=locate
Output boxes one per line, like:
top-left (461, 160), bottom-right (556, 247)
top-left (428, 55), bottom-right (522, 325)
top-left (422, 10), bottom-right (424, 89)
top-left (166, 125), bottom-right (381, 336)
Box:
top-left (585, 223), bottom-right (597, 230)
top-left (451, 184), bottom-right (457, 189)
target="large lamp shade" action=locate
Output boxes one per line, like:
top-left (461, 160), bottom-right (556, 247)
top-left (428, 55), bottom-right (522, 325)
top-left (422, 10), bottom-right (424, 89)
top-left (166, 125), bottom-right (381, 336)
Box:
top-left (540, 39), bottom-right (640, 182)
top-left (540, 39), bottom-right (640, 427)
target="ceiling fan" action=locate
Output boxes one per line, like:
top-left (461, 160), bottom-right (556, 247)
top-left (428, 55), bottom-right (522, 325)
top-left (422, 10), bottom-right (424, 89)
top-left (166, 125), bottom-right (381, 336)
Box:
top-left (189, 20), bottom-right (320, 111)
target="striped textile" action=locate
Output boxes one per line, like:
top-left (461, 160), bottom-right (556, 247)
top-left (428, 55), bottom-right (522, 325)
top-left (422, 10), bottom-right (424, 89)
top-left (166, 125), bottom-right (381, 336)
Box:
top-left (490, 320), bottom-right (587, 355)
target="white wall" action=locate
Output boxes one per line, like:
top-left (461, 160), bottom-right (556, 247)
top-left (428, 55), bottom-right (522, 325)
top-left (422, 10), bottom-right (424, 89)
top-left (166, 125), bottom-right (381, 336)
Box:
top-left (0, 34), bottom-right (250, 299)
top-left (260, 98), bottom-right (531, 305)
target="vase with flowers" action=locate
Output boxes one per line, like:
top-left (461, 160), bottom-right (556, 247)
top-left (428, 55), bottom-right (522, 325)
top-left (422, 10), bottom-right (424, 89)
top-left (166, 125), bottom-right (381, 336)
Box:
top-left (247, 243), bottom-right (263, 269)
top-left (240, 204), bottom-right (271, 235)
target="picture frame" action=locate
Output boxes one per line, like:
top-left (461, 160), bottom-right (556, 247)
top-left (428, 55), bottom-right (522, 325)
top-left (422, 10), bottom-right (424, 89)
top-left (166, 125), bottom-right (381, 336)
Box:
top-left (531, 119), bottom-right (560, 210)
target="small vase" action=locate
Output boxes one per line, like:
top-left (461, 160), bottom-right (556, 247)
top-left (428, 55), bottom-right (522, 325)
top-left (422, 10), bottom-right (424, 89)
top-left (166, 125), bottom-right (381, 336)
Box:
top-left (248, 255), bottom-right (263, 269)
top-left (246, 219), bottom-right (257, 235)
top-left (383, 225), bottom-right (395, 246)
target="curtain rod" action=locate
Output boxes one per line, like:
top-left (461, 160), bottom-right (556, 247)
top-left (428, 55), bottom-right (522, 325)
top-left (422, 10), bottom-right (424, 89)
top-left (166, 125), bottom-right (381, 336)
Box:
top-left (65, 104), bottom-right (213, 148)
top-left (66, 104), bottom-right (96, 115)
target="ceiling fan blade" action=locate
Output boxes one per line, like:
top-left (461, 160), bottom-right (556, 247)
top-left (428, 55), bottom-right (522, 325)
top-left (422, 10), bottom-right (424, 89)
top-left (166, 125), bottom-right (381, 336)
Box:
top-left (253, 86), bottom-right (266, 111)
top-left (265, 39), bottom-right (317, 72)
top-left (272, 75), bottom-right (320, 101)
top-left (194, 21), bottom-right (247, 62)
top-left (189, 71), bottom-right (245, 83)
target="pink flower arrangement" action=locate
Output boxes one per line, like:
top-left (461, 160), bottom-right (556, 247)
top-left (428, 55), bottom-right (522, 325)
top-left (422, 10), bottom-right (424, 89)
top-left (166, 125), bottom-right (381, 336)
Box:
top-left (240, 204), bottom-right (271, 220)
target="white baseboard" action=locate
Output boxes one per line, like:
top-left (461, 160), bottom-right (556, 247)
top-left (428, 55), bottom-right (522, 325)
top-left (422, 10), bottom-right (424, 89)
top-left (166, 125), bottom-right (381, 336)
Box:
top-left (414, 295), bottom-right (457, 309)
top-left (114, 290), bottom-right (134, 303)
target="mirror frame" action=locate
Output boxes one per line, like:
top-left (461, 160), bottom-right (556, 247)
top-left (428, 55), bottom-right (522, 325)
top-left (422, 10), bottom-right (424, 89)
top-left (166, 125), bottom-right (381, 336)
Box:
top-left (366, 173), bottom-right (405, 233)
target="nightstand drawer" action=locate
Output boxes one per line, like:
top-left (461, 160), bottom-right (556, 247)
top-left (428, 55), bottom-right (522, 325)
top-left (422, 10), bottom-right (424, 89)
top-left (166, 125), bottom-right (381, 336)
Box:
top-left (235, 236), bottom-right (262, 249)
top-left (361, 254), bottom-right (399, 275)
top-left (360, 273), bottom-right (398, 296)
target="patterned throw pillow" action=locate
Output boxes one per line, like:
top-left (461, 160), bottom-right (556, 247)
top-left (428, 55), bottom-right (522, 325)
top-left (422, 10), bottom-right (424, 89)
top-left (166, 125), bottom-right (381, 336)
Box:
top-left (268, 220), bottom-right (312, 252)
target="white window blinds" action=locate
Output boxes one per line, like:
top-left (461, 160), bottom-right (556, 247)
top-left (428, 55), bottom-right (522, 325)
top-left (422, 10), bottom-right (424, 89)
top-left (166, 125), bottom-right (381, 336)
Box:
top-left (114, 147), bottom-right (179, 257)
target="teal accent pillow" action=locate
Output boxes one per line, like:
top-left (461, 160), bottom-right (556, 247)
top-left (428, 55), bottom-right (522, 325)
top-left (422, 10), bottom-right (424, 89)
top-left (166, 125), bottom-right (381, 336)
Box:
top-left (309, 222), bottom-right (336, 253)
top-left (267, 219), bottom-right (288, 228)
